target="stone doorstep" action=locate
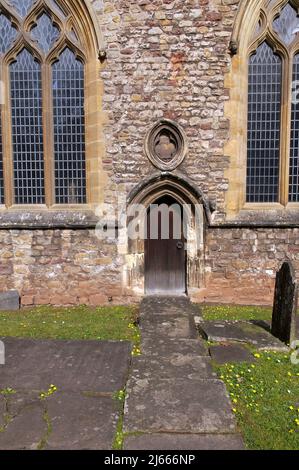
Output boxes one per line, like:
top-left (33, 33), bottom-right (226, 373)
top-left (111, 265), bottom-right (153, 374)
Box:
top-left (123, 433), bottom-right (244, 451)
top-left (123, 377), bottom-right (236, 435)
top-left (140, 297), bottom-right (199, 318)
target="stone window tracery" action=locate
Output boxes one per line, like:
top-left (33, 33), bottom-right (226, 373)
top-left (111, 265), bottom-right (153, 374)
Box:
top-left (0, 0), bottom-right (100, 208)
top-left (247, 0), bottom-right (299, 204)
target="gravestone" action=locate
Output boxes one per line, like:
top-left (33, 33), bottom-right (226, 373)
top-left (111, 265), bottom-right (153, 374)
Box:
top-left (0, 290), bottom-right (20, 311)
top-left (271, 261), bottom-right (298, 344)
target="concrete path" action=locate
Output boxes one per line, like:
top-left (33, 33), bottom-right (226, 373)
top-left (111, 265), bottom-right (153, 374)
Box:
top-left (123, 297), bottom-right (244, 450)
top-left (0, 338), bottom-right (131, 449)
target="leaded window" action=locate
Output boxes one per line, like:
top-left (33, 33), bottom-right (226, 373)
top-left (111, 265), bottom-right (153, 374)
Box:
top-left (0, 0), bottom-right (87, 206)
top-left (247, 0), bottom-right (299, 205)
top-left (247, 43), bottom-right (282, 203)
top-left (53, 49), bottom-right (86, 204)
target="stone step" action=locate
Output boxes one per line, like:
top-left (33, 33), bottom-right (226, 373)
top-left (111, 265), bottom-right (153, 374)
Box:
top-left (124, 377), bottom-right (236, 435)
top-left (141, 296), bottom-right (199, 317)
top-left (141, 337), bottom-right (209, 357)
top-left (140, 314), bottom-right (198, 340)
top-left (131, 355), bottom-right (216, 381)
top-left (124, 433), bottom-right (244, 450)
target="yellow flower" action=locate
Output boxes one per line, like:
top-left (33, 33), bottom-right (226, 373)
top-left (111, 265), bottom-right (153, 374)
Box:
top-left (254, 353), bottom-right (261, 358)
top-left (289, 406), bottom-right (294, 411)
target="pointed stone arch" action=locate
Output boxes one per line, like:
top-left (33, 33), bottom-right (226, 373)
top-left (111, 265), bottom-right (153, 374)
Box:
top-left (224, 0), bottom-right (299, 218)
top-left (0, 0), bottom-right (106, 208)
top-left (123, 172), bottom-right (208, 298)
top-left (56, 0), bottom-right (105, 56)
top-left (127, 171), bottom-right (212, 223)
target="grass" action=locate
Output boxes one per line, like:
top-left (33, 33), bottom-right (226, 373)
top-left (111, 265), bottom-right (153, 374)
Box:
top-left (112, 389), bottom-right (126, 450)
top-left (215, 350), bottom-right (299, 450)
top-left (201, 304), bottom-right (273, 322)
top-left (0, 305), bottom-right (140, 345)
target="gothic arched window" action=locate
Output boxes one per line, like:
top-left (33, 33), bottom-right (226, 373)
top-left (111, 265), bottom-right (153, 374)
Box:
top-left (247, 1), bottom-right (299, 205)
top-left (0, 0), bottom-right (100, 207)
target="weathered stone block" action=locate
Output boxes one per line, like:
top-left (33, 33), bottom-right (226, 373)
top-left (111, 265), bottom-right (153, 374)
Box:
top-left (0, 290), bottom-right (20, 311)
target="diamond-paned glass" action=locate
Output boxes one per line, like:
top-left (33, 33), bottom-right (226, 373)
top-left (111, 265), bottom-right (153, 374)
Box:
top-left (52, 48), bottom-right (86, 204)
top-left (289, 54), bottom-right (299, 201)
top-left (247, 42), bottom-right (282, 203)
top-left (30, 13), bottom-right (60, 53)
top-left (10, 49), bottom-right (45, 204)
top-left (7, 0), bottom-right (36, 17)
top-left (273, 2), bottom-right (299, 45)
top-left (0, 111), bottom-right (4, 204)
top-left (0, 13), bottom-right (17, 54)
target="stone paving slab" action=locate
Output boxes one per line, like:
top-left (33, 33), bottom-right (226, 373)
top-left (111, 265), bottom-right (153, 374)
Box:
top-left (0, 338), bottom-right (131, 449)
top-left (209, 344), bottom-right (256, 364)
top-left (199, 321), bottom-right (288, 351)
top-left (0, 391), bottom-right (120, 450)
top-left (131, 355), bottom-right (216, 381)
top-left (0, 400), bottom-right (46, 450)
top-left (141, 315), bottom-right (197, 340)
top-left (124, 377), bottom-right (236, 434)
top-left (45, 392), bottom-right (119, 450)
top-left (141, 337), bottom-right (209, 357)
top-left (5, 390), bottom-right (41, 418)
top-left (0, 338), bottom-right (131, 392)
top-left (141, 296), bottom-right (198, 317)
top-left (124, 433), bottom-right (244, 450)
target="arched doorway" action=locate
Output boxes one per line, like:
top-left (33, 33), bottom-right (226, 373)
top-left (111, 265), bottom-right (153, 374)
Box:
top-left (144, 195), bottom-right (186, 295)
top-left (124, 172), bottom-right (212, 299)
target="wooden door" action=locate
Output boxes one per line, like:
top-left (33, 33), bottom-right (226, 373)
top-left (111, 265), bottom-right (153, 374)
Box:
top-left (144, 196), bottom-right (186, 295)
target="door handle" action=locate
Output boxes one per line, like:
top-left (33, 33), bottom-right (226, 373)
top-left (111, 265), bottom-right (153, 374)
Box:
top-left (176, 241), bottom-right (184, 250)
